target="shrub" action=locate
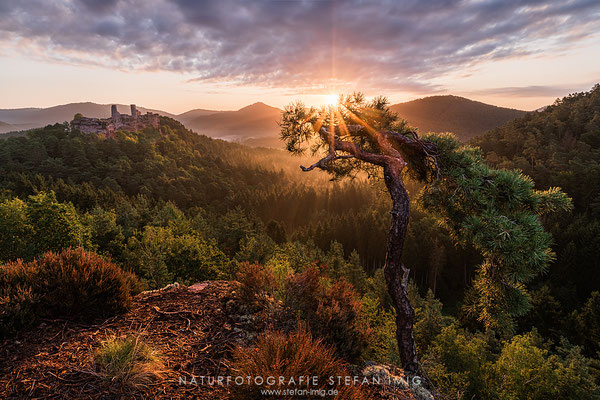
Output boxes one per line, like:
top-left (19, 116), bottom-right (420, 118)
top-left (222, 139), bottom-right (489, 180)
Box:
top-left (236, 262), bottom-right (276, 304)
top-left (0, 248), bottom-right (138, 337)
top-left (35, 248), bottom-right (134, 316)
top-left (285, 266), bottom-right (370, 361)
top-left (492, 332), bottom-right (598, 400)
top-left (229, 325), bottom-right (367, 399)
top-left (94, 335), bottom-right (166, 389)
top-left (123, 226), bottom-right (231, 288)
top-left (422, 324), bottom-right (491, 399)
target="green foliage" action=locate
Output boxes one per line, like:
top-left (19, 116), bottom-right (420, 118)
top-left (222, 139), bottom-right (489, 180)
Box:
top-left (322, 242), bottom-right (368, 294)
top-left (420, 133), bottom-right (572, 333)
top-left (85, 207), bottom-right (126, 258)
top-left (474, 84), bottom-right (600, 308)
top-left (493, 333), bottom-right (598, 400)
top-left (361, 294), bottom-right (400, 365)
top-left (0, 192), bottom-right (88, 262)
top-left (412, 288), bottom-right (454, 354)
top-left (123, 225), bottom-right (231, 289)
top-left (570, 291), bottom-right (600, 357)
top-left (424, 324), bottom-right (492, 399)
top-left (0, 197), bottom-right (32, 261)
top-left (0, 248), bottom-right (137, 337)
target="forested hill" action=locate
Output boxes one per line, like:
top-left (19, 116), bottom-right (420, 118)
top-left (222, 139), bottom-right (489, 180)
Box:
top-left (474, 85), bottom-right (600, 212)
top-left (390, 95), bottom-right (526, 141)
top-left (0, 117), bottom-right (390, 269)
top-left (474, 84), bottom-right (600, 306)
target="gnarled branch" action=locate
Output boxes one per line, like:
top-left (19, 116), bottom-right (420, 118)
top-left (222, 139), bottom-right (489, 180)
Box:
top-left (300, 154), bottom-right (354, 172)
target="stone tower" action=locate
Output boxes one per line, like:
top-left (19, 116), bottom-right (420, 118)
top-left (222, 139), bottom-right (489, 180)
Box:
top-left (111, 105), bottom-right (119, 121)
top-left (130, 104), bottom-right (138, 118)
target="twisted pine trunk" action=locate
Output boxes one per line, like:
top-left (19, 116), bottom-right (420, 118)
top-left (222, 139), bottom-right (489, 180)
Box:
top-left (383, 161), bottom-right (419, 374)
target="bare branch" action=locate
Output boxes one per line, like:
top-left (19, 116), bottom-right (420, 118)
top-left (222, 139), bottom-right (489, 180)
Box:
top-left (300, 154), bottom-right (354, 172)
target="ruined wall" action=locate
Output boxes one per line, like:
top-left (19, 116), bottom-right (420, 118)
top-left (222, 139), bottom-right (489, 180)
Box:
top-left (71, 105), bottom-right (160, 136)
top-left (71, 117), bottom-right (108, 135)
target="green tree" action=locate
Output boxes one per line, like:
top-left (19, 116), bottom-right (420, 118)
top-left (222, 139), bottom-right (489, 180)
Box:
top-left (0, 198), bottom-right (33, 261)
top-left (0, 192), bottom-right (88, 262)
top-left (493, 333), bottom-right (597, 400)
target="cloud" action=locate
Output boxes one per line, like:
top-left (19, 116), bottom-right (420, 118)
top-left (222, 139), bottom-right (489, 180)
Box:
top-left (1, 0), bottom-right (599, 93)
top-left (470, 82), bottom-right (599, 97)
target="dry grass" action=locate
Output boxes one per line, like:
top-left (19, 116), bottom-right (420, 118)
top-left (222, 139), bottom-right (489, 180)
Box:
top-left (94, 335), bottom-right (166, 390)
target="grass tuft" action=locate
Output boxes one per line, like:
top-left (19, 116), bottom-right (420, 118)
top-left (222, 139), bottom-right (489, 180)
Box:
top-left (94, 335), bottom-right (166, 390)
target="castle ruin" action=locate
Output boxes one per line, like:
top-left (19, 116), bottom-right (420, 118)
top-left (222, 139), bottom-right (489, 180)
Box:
top-left (71, 104), bottom-right (160, 136)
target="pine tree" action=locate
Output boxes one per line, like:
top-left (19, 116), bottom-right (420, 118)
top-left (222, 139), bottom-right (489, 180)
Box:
top-left (280, 93), bottom-right (571, 372)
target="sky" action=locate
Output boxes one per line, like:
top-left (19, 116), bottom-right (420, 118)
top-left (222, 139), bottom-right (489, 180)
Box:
top-left (0, 0), bottom-right (599, 113)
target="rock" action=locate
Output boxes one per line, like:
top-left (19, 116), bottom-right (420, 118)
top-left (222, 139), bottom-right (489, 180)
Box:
top-left (188, 282), bottom-right (209, 292)
top-left (412, 385), bottom-right (435, 400)
top-left (140, 282), bottom-right (182, 296)
top-left (362, 364), bottom-right (391, 380)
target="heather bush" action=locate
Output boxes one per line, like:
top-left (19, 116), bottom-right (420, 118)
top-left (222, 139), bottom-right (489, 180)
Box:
top-left (236, 262), bottom-right (276, 304)
top-left (284, 266), bottom-right (370, 361)
top-left (0, 248), bottom-right (138, 337)
top-left (230, 325), bottom-right (367, 400)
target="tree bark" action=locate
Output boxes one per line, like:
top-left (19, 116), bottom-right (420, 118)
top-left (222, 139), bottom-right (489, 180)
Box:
top-left (383, 160), bottom-right (419, 374)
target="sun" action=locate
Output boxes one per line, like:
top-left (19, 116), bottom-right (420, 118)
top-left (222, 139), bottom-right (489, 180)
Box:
top-left (323, 93), bottom-right (338, 106)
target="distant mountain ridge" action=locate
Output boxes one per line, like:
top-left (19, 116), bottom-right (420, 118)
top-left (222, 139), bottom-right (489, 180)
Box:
top-left (0, 96), bottom-right (527, 144)
top-left (176, 108), bottom-right (223, 127)
top-left (183, 102), bottom-right (283, 147)
top-left (389, 95), bottom-right (527, 141)
top-left (0, 102), bottom-right (176, 133)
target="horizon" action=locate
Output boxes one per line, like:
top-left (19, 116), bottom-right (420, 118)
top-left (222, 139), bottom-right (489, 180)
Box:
top-left (1, 1), bottom-right (599, 113)
top-left (0, 93), bottom-right (564, 115)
